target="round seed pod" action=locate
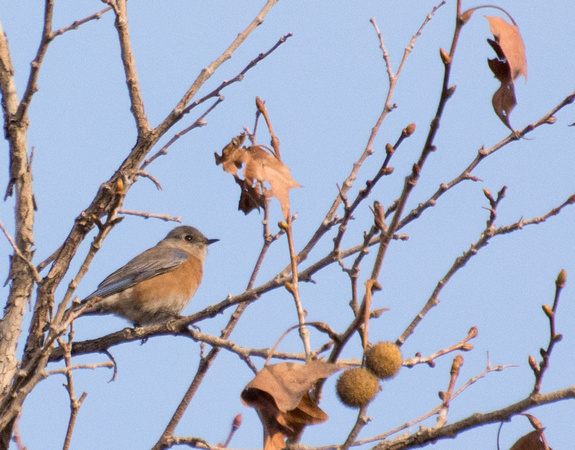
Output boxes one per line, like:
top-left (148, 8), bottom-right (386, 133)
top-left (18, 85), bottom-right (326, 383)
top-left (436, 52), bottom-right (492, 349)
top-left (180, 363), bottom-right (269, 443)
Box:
top-left (365, 341), bottom-right (403, 380)
top-left (336, 367), bottom-right (380, 408)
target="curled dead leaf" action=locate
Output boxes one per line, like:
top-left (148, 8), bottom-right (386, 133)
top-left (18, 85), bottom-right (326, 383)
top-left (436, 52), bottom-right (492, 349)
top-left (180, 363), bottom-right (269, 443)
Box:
top-left (509, 430), bottom-right (546, 450)
top-left (486, 16), bottom-right (527, 82)
top-left (485, 16), bottom-right (527, 131)
top-left (215, 134), bottom-right (301, 219)
top-left (241, 361), bottom-right (343, 450)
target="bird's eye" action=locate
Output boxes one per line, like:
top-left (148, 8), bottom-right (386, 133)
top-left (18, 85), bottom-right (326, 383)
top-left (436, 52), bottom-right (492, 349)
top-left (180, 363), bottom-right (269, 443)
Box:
top-left (185, 235), bottom-right (193, 242)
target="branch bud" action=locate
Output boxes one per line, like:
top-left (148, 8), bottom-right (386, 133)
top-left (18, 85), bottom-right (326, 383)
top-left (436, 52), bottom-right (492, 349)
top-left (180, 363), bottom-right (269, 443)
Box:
top-left (541, 304), bottom-right (554, 318)
top-left (278, 221), bottom-right (289, 231)
top-left (467, 326), bottom-right (478, 339)
top-left (402, 123), bottom-right (416, 137)
top-left (545, 116), bottom-right (557, 124)
top-left (446, 85), bottom-right (456, 99)
top-left (528, 355), bottom-right (539, 374)
top-left (439, 48), bottom-right (451, 65)
top-left (284, 281), bottom-right (295, 294)
top-left (556, 269), bottom-right (567, 288)
top-left (459, 9), bottom-right (474, 25)
top-left (232, 414), bottom-right (242, 430)
top-left (385, 143), bottom-right (395, 155)
top-left (450, 354), bottom-right (464, 375)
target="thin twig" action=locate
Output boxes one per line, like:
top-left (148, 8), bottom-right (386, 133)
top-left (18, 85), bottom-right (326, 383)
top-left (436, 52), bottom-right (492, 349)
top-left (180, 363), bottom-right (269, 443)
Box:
top-left (109, 0), bottom-right (150, 134)
top-left (402, 327), bottom-right (477, 368)
top-left (58, 327), bottom-right (87, 450)
top-left (52, 5), bottom-right (113, 37)
top-left (397, 194), bottom-right (575, 345)
top-left (155, 0), bottom-right (282, 138)
top-left (141, 96), bottom-right (224, 171)
top-left (530, 269), bottom-right (567, 395)
top-left (356, 362), bottom-right (514, 448)
top-left (118, 210), bottom-right (182, 223)
top-left (0, 220), bottom-right (41, 283)
top-left (285, 1), bottom-right (443, 280)
top-left (397, 90), bottom-right (575, 231)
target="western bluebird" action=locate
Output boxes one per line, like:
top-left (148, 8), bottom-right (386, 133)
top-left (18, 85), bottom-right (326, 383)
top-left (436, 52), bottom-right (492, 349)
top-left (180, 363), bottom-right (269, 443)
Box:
top-left (78, 225), bottom-right (218, 326)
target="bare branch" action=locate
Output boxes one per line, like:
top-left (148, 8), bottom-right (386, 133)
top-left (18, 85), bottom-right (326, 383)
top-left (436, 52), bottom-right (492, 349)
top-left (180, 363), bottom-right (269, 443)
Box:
top-left (155, 0), bottom-right (282, 138)
top-left (52, 5), bottom-right (113, 37)
top-left (118, 210), bottom-right (182, 223)
top-left (0, 220), bottom-right (41, 284)
top-left (398, 195), bottom-right (575, 345)
top-left (108, 0), bottom-right (151, 134)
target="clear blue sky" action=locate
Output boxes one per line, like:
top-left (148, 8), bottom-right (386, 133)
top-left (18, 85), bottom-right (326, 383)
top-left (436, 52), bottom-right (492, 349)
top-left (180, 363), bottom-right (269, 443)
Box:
top-left (1, 1), bottom-right (574, 449)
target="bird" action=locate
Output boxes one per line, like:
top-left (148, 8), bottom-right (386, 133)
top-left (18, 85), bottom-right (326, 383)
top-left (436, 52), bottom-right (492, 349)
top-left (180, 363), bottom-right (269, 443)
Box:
top-left (77, 225), bottom-right (218, 326)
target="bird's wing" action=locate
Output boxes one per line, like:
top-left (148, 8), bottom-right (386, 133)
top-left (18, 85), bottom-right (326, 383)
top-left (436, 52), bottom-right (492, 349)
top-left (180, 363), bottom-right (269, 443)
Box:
top-left (83, 247), bottom-right (188, 300)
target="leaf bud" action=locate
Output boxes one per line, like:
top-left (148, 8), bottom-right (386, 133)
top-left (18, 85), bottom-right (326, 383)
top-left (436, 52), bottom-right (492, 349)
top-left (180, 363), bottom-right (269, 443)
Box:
top-left (402, 123), bottom-right (416, 137)
top-left (528, 355), bottom-right (539, 373)
top-left (545, 116), bottom-right (557, 124)
top-left (446, 85), bottom-right (456, 99)
top-left (541, 304), bottom-right (554, 318)
top-left (459, 9), bottom-right (474, 24)
top-left (278, 221), bottom-right (289, 231)
top-left (255, 96), bottom-right (265, 112)
top-left (556, 269), bottom-right (567, 288)
top-left (385, 143), bottom-right (395, 155)
top-left (451, 354), bottom-right (464, 374)
top-left (439, 48), bottom-right (451, 65)
top-left (284, 281), bottom-right (295, 294)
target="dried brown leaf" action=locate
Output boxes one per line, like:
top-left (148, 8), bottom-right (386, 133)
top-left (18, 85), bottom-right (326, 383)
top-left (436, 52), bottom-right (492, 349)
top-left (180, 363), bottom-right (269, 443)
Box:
top-left (509, 430), bottom-right (546, 450)
top-left (241, 361), bottom-right (342, 449)
top-left (242, 361), bottom-right (342, 412)
top-left (215, 135), bottom-right (301, 218)
top-left (491, 80), bottom-right (517, 131)
top-left (485, 16), bottom-right (527, 131)
top-left (522, 413), bottom-right (544, 432)
top-left (486, 16), bottom-right (527, 82)
top-left (243, 145), bottom-right (301, 219)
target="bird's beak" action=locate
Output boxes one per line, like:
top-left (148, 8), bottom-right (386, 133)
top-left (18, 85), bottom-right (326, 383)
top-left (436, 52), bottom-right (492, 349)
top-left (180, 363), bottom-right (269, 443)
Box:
top-left (207, 238), bottom-right (219, 245)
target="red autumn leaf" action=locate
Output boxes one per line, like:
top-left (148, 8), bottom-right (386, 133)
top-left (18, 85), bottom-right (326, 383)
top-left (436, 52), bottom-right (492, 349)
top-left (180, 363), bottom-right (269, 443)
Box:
top-left (215, 134), bottom-right (301, 219)
top-left (240, 361), bottom-right (343, 450)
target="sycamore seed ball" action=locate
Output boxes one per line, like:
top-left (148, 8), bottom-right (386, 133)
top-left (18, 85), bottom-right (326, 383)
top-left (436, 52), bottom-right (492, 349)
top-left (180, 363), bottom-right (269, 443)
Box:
top-left (336, 368), bottom-right (379, 408)
top-left (366, 341), bottom-right (403, 380)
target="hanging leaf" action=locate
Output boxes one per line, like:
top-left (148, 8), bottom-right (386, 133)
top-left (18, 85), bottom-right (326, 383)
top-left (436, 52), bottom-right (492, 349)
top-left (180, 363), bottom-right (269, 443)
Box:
top-left (241, 361), bottom-right (343, 450)
top-left (509, 430), bottom-right (546, 450)
top-left (486, 16), bottom-right (527, 82)
top-left (485, 16), bottom-right (527, 131)
top-left (215, 134), bottom-right (301, 219)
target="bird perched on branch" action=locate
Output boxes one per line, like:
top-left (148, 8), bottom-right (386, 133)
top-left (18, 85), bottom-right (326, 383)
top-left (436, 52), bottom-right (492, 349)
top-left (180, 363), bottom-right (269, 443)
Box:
top-left (77, 225), bottom-right (218, 326)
